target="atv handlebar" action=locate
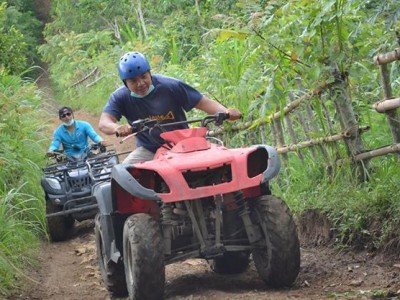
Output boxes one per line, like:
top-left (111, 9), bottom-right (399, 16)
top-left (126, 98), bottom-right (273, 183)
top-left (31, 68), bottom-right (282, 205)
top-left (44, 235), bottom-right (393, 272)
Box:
top-left (116, 112), bottom-right (230, 138)
top-left (43, 143), bottom-right (118, 175)
top-left (46, 143), bottom-right (109, 163)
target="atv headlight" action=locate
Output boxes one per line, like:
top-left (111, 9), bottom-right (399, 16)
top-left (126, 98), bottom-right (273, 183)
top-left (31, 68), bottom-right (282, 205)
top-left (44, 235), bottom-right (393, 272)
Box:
top-left (46, 178), bottom-right (61, 190)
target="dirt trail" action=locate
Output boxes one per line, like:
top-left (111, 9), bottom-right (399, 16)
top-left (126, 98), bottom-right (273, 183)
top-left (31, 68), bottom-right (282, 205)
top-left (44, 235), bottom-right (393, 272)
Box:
top-left (12, 217), bottom-right (400, 300)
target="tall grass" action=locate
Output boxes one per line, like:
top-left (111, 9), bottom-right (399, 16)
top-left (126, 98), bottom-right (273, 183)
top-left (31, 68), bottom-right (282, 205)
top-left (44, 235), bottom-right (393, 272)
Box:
top-left (272, 153), bottom-right (400, 251)
top-left (0, 70), bottom-right (47, 296)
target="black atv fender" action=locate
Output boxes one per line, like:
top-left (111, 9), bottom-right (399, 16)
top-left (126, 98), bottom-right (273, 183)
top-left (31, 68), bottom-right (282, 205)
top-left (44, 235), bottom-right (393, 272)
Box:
top-left (256, 145), bottom-right (281, 183)
top-left (93, 182), bottom-right (121, 264)
top-left (111, 164), bottom-right (161, 201)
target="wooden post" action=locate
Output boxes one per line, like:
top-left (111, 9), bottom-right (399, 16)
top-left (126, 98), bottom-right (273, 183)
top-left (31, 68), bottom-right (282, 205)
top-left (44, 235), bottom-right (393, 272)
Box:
top-left (331, 65), bottom-right (368, 180)
top-left (321, 98), bottom-right (341, 159)
top-left (304, 100), bottom-right (331, 163)
top-left (377, 63), bottom-right (400, 143)
top-left (273, 118), bottom-right (289, 166)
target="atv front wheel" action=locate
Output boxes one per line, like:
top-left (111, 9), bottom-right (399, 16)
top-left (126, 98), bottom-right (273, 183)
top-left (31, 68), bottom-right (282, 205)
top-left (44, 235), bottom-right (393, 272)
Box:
top-left (250, 195), bottom-right (300, 287)
top-left (46, 200), bottom-right (74, 242)
top-left (94, 214), bottom-right (128, 297)
top-left (123, 213), bottom-right (165, 300)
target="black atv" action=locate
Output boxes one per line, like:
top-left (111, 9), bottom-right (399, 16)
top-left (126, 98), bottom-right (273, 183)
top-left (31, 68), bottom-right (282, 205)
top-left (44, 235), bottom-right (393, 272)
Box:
top-left (41, 143), bottom-right (119, 241)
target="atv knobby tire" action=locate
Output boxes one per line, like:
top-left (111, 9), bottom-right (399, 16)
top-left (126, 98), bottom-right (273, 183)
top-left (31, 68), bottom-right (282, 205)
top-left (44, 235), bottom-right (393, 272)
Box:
top-left (46, 200), bottom-right (74, 242)
top-left (94, 214), bottom-right (128, 297)
top-left (123, 213), bottom-right (165, 300)
top-left (251, 195), bottom-right (300, 287)
top-left (209, 209), bottom-right (250, 274)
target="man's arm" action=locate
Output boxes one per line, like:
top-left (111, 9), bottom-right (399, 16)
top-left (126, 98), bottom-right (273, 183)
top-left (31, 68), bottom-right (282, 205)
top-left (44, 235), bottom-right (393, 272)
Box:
top-left (194, 96), bottom-right (241, 120)
top-left (48, 130), bottom-right (61, 152)
top-left (85, 122), bottom-right (103, 144)
top-left (99, 112), bottom-right (132, 137)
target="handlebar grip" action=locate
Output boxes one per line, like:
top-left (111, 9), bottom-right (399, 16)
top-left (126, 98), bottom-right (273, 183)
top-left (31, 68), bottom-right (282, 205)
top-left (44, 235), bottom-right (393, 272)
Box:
top-left (116, 125), bottom-right (135, 137)
top-left (215, 112), bottom-right (230, 125)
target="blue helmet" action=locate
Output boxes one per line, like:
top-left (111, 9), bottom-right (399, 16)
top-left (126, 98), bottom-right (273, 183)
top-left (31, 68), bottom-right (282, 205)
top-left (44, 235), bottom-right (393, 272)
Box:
top-left (117, 52), bottom-right (150, 81)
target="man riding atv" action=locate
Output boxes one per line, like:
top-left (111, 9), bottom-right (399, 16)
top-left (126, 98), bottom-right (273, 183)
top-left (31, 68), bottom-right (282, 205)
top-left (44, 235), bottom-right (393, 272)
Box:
top-left (98, 51), bottom-right (241, 164)
top-left (47, 106), bottom-right (106, 158)
top-left (42, 107), bottom-right (118, 242)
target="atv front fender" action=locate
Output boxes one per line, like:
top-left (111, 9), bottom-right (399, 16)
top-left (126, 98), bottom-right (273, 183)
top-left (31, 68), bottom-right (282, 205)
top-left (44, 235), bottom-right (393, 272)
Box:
top-left (93, 182), bottom-right (121, 263)
top-left (257, 145), bottom-right (281, 183)
top-left (93, 182), bottom-right (113, 214)
top-left (111, 164), bottom-right (161, 201)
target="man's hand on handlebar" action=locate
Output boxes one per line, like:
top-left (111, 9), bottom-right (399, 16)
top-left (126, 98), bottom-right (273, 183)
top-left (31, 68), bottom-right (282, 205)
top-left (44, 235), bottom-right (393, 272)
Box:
top-left (47, 151), bottom-right (56, 158)
top-left (226, 108), bottom-right (242, 121)
top-left (115, 124), bottom-right (132, 137)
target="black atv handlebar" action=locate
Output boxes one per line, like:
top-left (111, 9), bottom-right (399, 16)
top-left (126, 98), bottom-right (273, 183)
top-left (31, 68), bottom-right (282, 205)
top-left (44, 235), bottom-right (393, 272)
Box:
top-left (46, 142), bottom-right (108, 163)
top-left (125, 112), bottom-right (230, 136)
top-left (43, 143), bottom-right (117, 174)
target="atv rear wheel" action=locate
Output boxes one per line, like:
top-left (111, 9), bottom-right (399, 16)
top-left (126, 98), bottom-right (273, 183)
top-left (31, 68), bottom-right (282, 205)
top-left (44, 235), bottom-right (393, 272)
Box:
top-left (123, 213), bottom-right (165, 300)
top-left (94, 214), bottom-right (128, 297)
top-left (250, 195), bottom-right (300, 287)
top-left (209, 209), bottom-right (250, 274)
top-left (46, 200), bottom-right (74, 242)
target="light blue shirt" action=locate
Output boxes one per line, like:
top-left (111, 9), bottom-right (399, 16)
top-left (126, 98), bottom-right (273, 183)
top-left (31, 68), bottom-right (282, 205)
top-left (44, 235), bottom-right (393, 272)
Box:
top-left (48, 120), bottom-right (102, 156)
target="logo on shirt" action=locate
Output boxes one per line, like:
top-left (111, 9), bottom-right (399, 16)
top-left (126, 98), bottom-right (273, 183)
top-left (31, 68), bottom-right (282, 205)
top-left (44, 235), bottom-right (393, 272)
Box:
top-left (148, 111), bottom-right (175, 122)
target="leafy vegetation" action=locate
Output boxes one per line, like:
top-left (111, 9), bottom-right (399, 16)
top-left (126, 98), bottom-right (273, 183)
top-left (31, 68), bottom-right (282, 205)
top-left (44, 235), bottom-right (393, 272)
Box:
top-left (0, 3), bottom-right (49, 296)
top-left (0, 70), bottom-right (48, 296)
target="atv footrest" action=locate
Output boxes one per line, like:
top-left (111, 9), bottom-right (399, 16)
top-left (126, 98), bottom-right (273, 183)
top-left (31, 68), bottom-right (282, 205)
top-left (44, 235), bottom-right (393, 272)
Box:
top-left (46, 203), bottom-right (98, 218)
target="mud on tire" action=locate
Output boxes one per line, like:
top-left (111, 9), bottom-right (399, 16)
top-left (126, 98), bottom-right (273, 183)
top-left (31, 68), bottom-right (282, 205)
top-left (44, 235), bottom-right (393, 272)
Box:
top-left (250, 195), bottom-right (300, 288)
top-left (123, 213), bottom-right (165, 300)
top-left (46, 200), bottom-right (74, 242)
top-left (94, 214), bottom-right (128, 297)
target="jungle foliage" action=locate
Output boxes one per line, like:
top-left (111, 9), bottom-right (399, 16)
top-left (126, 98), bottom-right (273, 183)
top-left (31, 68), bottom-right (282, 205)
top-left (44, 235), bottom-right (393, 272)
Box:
top-left (0, 1), bottom-right (48, 296)
top-left (1, 0), bottom-right (400, 296)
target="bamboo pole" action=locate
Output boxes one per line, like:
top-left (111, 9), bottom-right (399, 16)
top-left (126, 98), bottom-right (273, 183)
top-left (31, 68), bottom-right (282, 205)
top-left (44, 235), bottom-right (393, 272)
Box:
top-left (273, 119), bottom-right (289, 165)
top-left (336, 143), bottom-right (400, 165)
top-left (305, 100), bottom-right (331, 162)
top-left (292, 80), bottom-right (318, 159)
top-left (70, 67), bottom-right (98, 88)
top-left (295, 109), bottom-right (318, 159)
top-left (374, 97), bottom-right (400, 112)
top-left (331, 64), bottom-right (368, 179)
top-left (376, 63), bottom-right (400, 143)
top-left (276, 126), bottom-right (369, 154)
top-left (373, 48), bottom-right (400, 65)
top-left (321, 98), bottom-right (342, 160)
top-left (208, 82), bottom-right (331, 136)
top-left (284, 112), bottom-right (304, 161)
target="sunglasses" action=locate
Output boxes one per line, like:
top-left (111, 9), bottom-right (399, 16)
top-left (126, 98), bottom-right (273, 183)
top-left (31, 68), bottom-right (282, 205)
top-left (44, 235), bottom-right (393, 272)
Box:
top-left (60, 112), bottom-right (72, 118)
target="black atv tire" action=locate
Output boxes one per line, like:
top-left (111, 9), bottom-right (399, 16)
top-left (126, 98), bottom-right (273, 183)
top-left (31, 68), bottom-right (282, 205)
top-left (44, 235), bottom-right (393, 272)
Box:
top-left (250, 195), bottom-right (300, 288)
top-left (46, 200), bottom-right (74, 242)
top-left (94, 214), bottom-right (128, 297)
top-left (209, 209), bottom-right (250, 274)
top-left (123, 213), bottom-right (165, 300)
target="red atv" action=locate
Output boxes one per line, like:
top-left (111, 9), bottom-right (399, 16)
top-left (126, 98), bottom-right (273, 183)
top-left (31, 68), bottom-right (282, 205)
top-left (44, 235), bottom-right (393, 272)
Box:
top-left (94, 113), bottom-right (300, 299)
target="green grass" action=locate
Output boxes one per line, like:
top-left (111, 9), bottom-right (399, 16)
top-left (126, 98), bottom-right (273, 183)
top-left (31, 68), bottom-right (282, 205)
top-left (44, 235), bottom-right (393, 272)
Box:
top-left (0, 72), bottom-right (47, 297)
top-left (273, 153), bottom-right (400, 251)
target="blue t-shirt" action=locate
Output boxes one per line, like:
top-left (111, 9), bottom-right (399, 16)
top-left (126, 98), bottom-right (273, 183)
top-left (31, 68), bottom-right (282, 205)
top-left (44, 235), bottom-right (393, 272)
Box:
top-left (103, 74), bottom-right (203, 152)
top-left (48, 120), bottom-right (103, 156)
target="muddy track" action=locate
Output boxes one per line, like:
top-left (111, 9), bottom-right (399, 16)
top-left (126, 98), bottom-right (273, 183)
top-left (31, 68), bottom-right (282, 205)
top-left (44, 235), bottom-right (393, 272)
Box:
top-left (12, 217), bottom-right (400, 300)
